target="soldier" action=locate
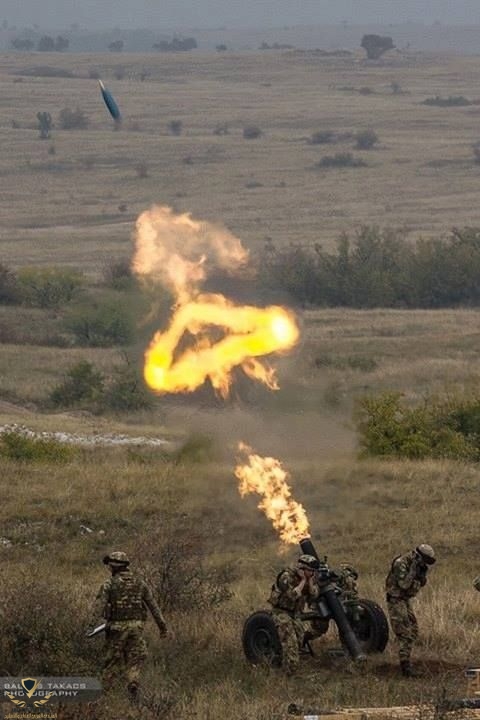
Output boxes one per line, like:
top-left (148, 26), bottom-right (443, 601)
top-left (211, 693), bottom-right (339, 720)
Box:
top-left (90, 551), bottom-right (169, 702)
top-left (268, 553), bottom-right (321, 675)
top-left (385, 544), bottom-right (436, 677)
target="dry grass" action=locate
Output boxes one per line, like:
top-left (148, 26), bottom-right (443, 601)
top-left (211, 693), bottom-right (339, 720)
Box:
top-left (0, 451), bottom-right (479, 717)
top-left (1, 48), bottom-right (480, 717)
top-left (2, 51), bottom-right (480, 272)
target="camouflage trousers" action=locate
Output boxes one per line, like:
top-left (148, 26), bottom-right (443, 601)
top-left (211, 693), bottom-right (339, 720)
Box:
top-left (103, 621), bottom-right (147, 691)
top-left (272, 610), bottom-right (324, 675)
top-left (387, 598), bottom-right (418, 662)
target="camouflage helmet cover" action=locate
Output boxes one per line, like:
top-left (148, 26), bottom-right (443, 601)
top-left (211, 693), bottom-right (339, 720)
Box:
top-left (415, 544), bottom-right (436, 565)
top-left (297, 554), bottom-right (320, 570)
top-left (103, 551), bottom-right (130, 566)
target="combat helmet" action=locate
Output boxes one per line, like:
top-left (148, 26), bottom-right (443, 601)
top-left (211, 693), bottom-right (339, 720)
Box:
top-left (297, 554), bottom-right (320, 570)
top-left (103, 551), bottom-right (130, 567)
top-left (415, 544), bottom-right (436, 565)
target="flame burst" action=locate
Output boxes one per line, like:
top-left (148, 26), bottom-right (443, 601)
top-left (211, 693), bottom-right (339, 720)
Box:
top-left (132, 206), bottom-right (299, 397)
top-left (234, 443), bottom-right (310, 544)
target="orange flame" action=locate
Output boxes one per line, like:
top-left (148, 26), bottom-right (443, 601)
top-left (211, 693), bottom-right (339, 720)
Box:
top-left (234, 443), bottom-right (310, 544)
top-left (133, 206), bottom-right (299, 396)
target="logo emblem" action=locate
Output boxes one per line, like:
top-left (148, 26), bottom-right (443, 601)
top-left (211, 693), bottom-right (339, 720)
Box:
top-left (21, 678), bottom-right (40, 698)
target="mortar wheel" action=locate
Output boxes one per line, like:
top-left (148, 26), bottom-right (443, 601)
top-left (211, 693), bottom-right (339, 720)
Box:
top-left (242, 611), bottom-right (282, 667)
top-left (345, 598), bottom-right (389, 654)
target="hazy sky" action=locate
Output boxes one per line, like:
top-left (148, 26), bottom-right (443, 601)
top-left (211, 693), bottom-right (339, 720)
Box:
top-left (2, 0), bottom-right (480, 30)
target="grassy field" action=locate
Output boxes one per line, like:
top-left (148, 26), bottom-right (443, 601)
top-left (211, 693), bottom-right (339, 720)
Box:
top-left (1, 48), bottom-right (480, 718)
top-left (2, 50), bottom-right (480, 271)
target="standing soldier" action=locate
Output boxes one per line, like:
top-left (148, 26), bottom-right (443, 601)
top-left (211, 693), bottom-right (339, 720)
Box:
top-left (90, 551), bottom-right (169, 702)
top-left (268, 554), bottom-right (321, 675)
top-left (385, 544), bottom-right (436, 677)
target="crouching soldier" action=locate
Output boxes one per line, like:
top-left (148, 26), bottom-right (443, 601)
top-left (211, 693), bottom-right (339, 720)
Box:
top-left (269, 554), bottom-right (322, 675)
top-left (386, 544), bottom-right (436, 677)
top-left (90, 551), bottom-right (169, 703)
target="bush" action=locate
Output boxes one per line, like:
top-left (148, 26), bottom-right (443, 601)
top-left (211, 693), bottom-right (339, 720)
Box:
top-left (102, 365), bottom-right (152, 412)
top-left (213, 122), bottom-right (229, 136)
top-left (0, 431), bottom-right (75, 463)
top-left (37, 111), bottom-right (53, 139)
top-left (17, 267), bottom-right (83, 309)
top-left (65, 297), bottom-right (135, 347)
top-left (0, 264), bottom-right (19, 304)
top-left (49, 360), bottom-right (104, 408)
top-left (356, 391), bottom-right (480, 461)
top-left (309, 130), bottom-right (335, 145)
top-left (167, 120), bottom-right (183, 136)
top-left (316, 152), bottom-right (367, 169)
top-left (243, 125), bottom-right (262, 139)
top-left (135, 526), bottom-right (234, 612)
top-left (174, 433), bottom-right (215, 464)
top-left (135, 161), bottom-right (149, 178)
top-left (102, 258), bottom-right (135, 290)
top-left (355, 129), bottom-right (379, 150)
top-left (361, 34), bottom-right (395, 60)
top-left (258, 226), bottom-right (480, 308)
top-left (0, 573), bottom-right (93, 674)
top-left (422, 95), bottom-right (471, 107)
top-left (473, 142), bottom-right (480, 164)
top-left (58, 106), bottom-right (89, 130)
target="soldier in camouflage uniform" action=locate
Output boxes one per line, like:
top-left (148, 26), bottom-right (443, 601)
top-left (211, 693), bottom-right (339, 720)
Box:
top-left (268, 554), bottom-right (321, 675)
top-left (385, 544), bottom-right (436, 677)
top-left (90, 551), bottom-right (169, 702)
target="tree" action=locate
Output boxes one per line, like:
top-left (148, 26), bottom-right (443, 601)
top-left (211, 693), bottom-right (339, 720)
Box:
top-left (54, 35), bottom-right (69, 52)
top-left (361, 34), bottom-right (395, 60)
top-left (37, 35), bottom-right (55, 52)
top-left (37, 111), bottom-right (53, 140)
top-left (11, 37), bottom-right (34, 51)
top-left (108, 40), bottom-right (124, 52)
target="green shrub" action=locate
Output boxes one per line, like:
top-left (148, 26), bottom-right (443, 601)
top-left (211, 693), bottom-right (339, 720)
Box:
top-left (58, 106), bottom-right (89, 130)
top-left (422, 95), bottom-right (471, 107)
top-left (49, 360), bottom-right (104, 408)
top-left (355, 129), bottom-right (379, 150)
top-left (316, 152), bottom-right (367, 169)
top-left (0, 431), bottom-right (76, 463)
top-left (174, 433), bottom-right (215, 463)
top-left (167, 120), bottom-right (182, 136)
top-left (309, 130), bottom-right (336, 144)
top-left (102, 258), bottom-right (135, 290)
top-left (0, 573), bottom-right (94, 674)
top-left (102, 365), bottom-right (152, 412)
top-left (65, 297), bottom-right (134, 347)
top-left (356, 391), bottom-right (480, 461)
top-left (0, 263), bottom-right (19, 304)
top-left (243, 124), bottom-right (262, 139)
top-left (17, 267), bottom-right (83, 309)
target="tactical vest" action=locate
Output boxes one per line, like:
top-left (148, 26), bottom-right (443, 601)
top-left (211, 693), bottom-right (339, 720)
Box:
top-left (107, 572), bottom-right (147, 622)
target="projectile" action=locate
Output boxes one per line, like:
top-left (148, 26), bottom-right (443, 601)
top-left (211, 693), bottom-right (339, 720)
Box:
top-left (98, 79), bottom-right (121, 123)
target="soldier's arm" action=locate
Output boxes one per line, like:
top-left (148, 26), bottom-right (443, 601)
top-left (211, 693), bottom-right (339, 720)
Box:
top-left (89, 580), bottom-right (110, 627)
top-left (277, 570), bottom-right (305, 600)
top-left (142, 582), bottom-right (168, 635)
top-left (393, 557), bottom-right (418, 591)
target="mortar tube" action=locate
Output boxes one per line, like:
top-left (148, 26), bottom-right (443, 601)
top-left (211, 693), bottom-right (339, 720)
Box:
top-left (299, 537), bottom-right (366, 663)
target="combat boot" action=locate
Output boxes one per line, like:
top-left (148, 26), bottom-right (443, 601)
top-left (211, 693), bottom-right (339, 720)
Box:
top-left (127, 681), bottom-right (140, 705)
top-left (400, 660), bottom-right (420, 678)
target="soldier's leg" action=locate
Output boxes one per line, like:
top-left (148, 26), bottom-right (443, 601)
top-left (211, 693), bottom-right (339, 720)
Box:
top-left (123, 627), bottom-right (147, 698)
top-left (103, 629), bottom-right (127, 691)
top-left (273, 613), bottom-right (300, 675)
top-left (387, 599), bottom-right (411, 662)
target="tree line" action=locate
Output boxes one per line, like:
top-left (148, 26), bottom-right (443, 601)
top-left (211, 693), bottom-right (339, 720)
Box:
top-left (258, 227), bottom-right (480, 308)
